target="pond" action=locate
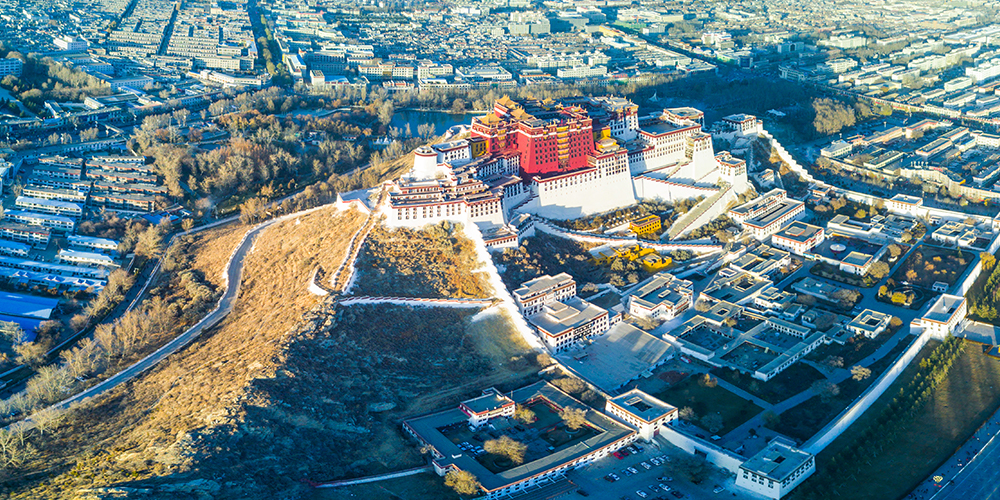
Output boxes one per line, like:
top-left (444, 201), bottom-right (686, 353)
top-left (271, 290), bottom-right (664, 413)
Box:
top-left (389, 109), bottom-right (486, 137)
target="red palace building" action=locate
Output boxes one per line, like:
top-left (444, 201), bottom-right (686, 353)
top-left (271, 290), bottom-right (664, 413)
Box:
top-left (470, 96), bottom-right (596, 178)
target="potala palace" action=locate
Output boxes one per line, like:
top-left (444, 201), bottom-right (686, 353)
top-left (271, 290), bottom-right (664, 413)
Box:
top-left (385, 95), bottom-right (755, 241)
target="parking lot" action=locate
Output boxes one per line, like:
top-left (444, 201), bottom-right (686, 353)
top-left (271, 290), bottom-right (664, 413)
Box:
top-left (564, 438), bottom-right (740, 500)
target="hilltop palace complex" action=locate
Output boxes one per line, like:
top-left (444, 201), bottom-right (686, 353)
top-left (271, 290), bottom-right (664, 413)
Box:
top-left (385, 96), bottom-right (757, 240)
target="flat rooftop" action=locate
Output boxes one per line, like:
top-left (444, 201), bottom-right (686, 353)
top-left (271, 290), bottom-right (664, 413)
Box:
top-left (774, 221), bottom-right (823, 244)
top-left (890, 193), bottom-right (923, 205)
top-left (608, 388), bottom-right (676, 423)
top-left (461, 390), bottom-right (513, 415)
top-left (630, 273), bottom-right (692, 309)
top-left (514, 273), bottom-right (573, 301)
top-left (923, 294), bottom-right (965, 324)
top-left (741, 439), bottom-right (813, 482)
top-left (530, 297), bottom-right (607, 334)
top-left (745, 199), bottom-right (804, 229)
top-left (848, 309), bottom-right (891, 333)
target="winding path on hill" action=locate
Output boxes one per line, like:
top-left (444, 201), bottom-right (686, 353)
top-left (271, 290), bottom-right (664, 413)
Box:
top-left (15, 205), bottom-right (339, 429)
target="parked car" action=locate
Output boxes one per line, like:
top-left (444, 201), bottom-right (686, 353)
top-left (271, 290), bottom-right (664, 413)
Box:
top-left (671, 491), bottom-right (684, 498)
top-left (636, 491), bottom-right (648, 498)
top-left (628, 467), bottom-right (639, 474)
top-left (641, 462), bottom-right (651, 470)
top-left (713, 485), bottom-right (725, 494)
top-left (659, 484), bottom-right (671, 492)
top-left (614, 451), bottom-right (625, 459)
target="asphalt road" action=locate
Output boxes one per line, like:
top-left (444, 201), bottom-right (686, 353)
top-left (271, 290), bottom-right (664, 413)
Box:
top-left (934, 430), bottom-right (1000, 500)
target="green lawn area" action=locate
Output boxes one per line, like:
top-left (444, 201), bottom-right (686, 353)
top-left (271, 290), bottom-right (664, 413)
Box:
top-left (808, 341), bottom-right (1000, 500)
top-left (655, 375), bottom-right (763, 435)
top-left (311, 472), bottom-right (459, 500)
top-left (891, 244), bottom-right (974, 289)
top-left (712, 363), bottom-right (826, 405)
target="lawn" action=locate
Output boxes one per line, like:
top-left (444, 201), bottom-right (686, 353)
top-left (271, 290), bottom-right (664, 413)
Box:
top-left (712, 363), bottom-right (826, 405)
top-left (891, 244), bottom-right (974, 290)
top-left (654, 375), bottom-right (763, 435)
top-left (807, 341), bottom-right (1000, 500)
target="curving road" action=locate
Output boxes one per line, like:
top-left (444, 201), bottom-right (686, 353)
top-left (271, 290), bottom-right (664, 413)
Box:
top-left (17, 212), bottom-right (295, 427)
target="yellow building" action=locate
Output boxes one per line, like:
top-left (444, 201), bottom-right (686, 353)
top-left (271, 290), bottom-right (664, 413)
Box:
top-left (630, 215), bottom-right (662, 237)
top-left (590, 244), bottom-right (672, 273)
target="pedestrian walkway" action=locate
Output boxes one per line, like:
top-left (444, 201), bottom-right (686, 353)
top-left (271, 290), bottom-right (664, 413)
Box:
top-left (313, 466), bottom-right (432, 488)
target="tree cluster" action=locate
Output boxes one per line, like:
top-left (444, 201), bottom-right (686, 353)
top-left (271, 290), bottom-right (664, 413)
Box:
top-left (796, 337), bottom-right (965, 499)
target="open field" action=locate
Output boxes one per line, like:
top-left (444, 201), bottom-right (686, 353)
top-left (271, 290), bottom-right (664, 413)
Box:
top-left (1, 207), bottom-right (369, 499)
top-left (805, 341), bottom-right (1000, 500)
top-left (653, 374), bottom-right (763, 436)
top-left (352, 222), bottom-right (493, 298)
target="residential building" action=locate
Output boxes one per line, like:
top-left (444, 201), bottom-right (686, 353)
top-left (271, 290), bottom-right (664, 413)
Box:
top-left (14, 196), bottom-right (83, 218)
top-left (0, 222), bottom-right (50, 247)
top-left (3, 210), bottom-right (75, 232)
top-left (58, 249), bottom-right (116, 268)
top-left (67, 235), bottom-right (119, 253)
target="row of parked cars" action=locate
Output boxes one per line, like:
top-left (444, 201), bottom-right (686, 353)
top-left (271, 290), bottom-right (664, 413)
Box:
top-left (456, 441), bottom-right (485, 456)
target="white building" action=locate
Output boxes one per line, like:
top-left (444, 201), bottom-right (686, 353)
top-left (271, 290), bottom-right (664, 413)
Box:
top-left (627, 272), bottom-right (694, 321)
top-left (771, 222), bottom-right (825, 255)
top-left (885, 194), bottom-right (925, 216)
top-left (54, 35), bottom-right (89, 51)
top-left (736, 440), bottom-right (815, 499)
top-left (513, 273), bottom-right (577, 316)
top-left (911, 294), bottom-right (967, 339)
top-left (846, 309), bottom-right (892, 338)
top-left (605, 389), bottom-right (677, 442)
top-left (458, 388), bottom-right (515, 429)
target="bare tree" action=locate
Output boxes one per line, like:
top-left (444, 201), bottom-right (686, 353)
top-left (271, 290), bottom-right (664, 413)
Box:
top-left (60, 338), bottom-right (103, 379)
top-left (444, 470), bottom-right (481, 495)
top-left (851, 365), bottom-right (872, 381)
top-left (25, 365), bottom-right (71, 403)
top-left (484, 436), bottom-right (527, 464)
top-left (560, 407), bottom-right (588, 430)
